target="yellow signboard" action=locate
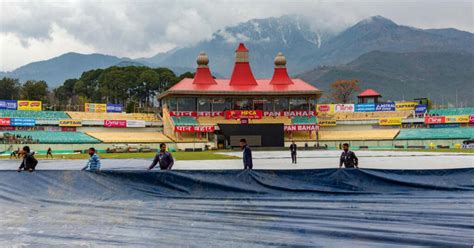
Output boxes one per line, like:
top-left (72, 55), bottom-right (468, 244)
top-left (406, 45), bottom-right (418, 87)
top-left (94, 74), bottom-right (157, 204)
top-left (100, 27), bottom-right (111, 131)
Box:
top-left (445, 115), bottom-right (469, 123)
top-left (379, 117), bottom-right (402, 126)
top-left (85, 103), bottom-right (107, 113)
top-left (17, 100), bottom-right (42, 111)
top-left (395, 101), bottom-right (417, 111)
top-left (318, 119), bottom-right (337, 126)
top-left (59, 119), bottom-right (82, 127)
top-left (316, 104), bottom-right (335, 113)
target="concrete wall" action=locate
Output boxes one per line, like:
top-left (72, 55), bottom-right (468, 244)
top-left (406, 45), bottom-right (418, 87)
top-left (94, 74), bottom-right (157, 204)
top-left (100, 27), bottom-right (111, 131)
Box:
top-left (77, 127), bottom-right (162, 132)
top-left (2, 141), bottom-right (216, 154)
top-left (284, 139), bottom-right (466, 149)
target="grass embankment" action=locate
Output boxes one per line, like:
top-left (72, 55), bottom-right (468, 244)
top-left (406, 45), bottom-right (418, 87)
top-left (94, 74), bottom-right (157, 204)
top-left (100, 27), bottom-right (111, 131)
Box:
top-left (1, 151), bottom-right (239, 160)
top-left (386, 148), bottom-right (474, 153)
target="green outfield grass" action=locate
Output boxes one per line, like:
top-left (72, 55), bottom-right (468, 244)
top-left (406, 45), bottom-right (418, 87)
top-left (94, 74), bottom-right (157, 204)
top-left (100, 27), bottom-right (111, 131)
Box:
top-left (0, 151), bottom-right (239, 160)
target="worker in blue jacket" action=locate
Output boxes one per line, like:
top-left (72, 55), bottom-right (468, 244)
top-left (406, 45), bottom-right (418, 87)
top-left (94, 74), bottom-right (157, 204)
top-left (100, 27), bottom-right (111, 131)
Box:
top-left (240, 138), bottom-right (253, 170)
top-left (339, 143), bottom-right (358, 168)
top-left (148, 143), bottom-right (174, 170)
top-left (82, 147), bottom-right (101, 171)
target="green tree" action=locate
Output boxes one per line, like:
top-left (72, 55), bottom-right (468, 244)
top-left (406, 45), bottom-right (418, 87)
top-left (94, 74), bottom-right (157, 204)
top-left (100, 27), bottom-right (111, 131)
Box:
top-left (0, 77), bottom-right (21, 99)
top-left (179, 71), bottom-right (194, 80)
top-left (137, 69), bottom-right (160, 107)
top-left (330, 79), bottom-right (360, 103)
top-left (21, 80), bottom-right (49, 102)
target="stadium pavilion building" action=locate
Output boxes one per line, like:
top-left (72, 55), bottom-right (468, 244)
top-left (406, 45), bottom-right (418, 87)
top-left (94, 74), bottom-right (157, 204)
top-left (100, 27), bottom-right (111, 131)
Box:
top-left (158, 43), bottom-right (322, 148)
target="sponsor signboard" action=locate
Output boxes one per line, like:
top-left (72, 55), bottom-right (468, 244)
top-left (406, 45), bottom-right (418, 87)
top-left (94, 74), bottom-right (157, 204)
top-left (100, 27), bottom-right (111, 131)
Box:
top-left (334, 104), bottom-right (354, 112)
top-left (196, 111), bottom-right (224, 117)
top-left (316, 104), bottom-right (334, 113)
top-left (425, 116), bottom-right (446, 124)
top-left (106, 104), bottom-right (123, 113)
top-left (375, 103), bottom-right (396, 112)
top-left (224, 110), bottom-right (263, 119)
top-left (0, 117), bottom-right (10, 126)
top-left (395, 101), bottom-right (417, 111)
top-left (430, 123), bottom-right (461, 128)
top-left (284, 124), bottom-right (319, 132)
top-left (318, 120), bottom-right (337, 126)
top-left (0, 100), bottom-right (18, 110)
top-left (0, 126), bottom-right (15, 131)
top-left (470, 115), bottom-right (474, 123)
top-left (17, 100), bottom-right (42, 111)
top-left (85, 103), bottom-right (107, 113)
top-left (445, 115), bottom-right (470, 123)
top-left (174, 126), bottom-right (215, 133)
top-left (263, 111), bottom-right (316, 117)
top-left (379, 117), bottom-right (402, 126)
top-left (59, 119), bottom-right (82, 127)
top-left (61, 127), bottom-right (77, 132)
top-left (10, 118), bottom-right (35, 126)
top-left (126, 120), bottom-right (146, 127)
top-left (104, 120), bottom-right (127, 128)
top-left (415, 104), bottom-right (427, 114)
top-left (355, 103), bottom-right (375, 112)
top-left (169, 111), bottom-right (198, 117)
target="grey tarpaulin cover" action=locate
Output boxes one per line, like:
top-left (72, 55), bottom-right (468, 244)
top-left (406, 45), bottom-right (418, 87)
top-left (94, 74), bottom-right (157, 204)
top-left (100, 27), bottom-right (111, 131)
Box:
top-left (0, 168), bottom-right (473, 246)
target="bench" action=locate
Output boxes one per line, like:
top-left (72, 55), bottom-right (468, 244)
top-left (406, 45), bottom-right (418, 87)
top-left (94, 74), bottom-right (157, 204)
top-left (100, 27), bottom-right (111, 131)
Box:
top-left (407, 145), bottom-right (426, 149)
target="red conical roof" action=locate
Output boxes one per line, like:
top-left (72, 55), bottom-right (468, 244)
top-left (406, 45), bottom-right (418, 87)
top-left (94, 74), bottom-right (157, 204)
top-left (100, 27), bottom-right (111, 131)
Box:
top-left (229, 43), bottom-right (257, 86)
top-left (193, 67), bottom-right (216, 84)
top-left (270, 52), bottom-right (293, 85)
top-left (192, 52), bottom-right (216, 84)
top-left (235, 43), bottom-right (249, 52)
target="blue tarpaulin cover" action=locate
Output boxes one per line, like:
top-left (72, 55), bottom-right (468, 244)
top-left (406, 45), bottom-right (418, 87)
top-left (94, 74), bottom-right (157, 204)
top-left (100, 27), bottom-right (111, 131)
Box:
top-left (0, 168), bottom-right (473, 246)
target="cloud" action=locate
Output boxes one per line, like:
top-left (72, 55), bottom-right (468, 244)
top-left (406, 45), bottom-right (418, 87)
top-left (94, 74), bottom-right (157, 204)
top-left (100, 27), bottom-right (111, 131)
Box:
top-left (0, 0), bottom-right (473, 70)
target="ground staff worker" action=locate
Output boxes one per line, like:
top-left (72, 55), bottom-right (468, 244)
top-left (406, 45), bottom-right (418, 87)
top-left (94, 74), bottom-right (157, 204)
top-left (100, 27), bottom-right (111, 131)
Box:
top-left (148, 143), bottom-right (174, 170)
top-left (339, 143), bottom-right (358, 168)
top-left (240, 138), bottom-right (253, 170)
top-left (290, 141), bottom-right (297, 164)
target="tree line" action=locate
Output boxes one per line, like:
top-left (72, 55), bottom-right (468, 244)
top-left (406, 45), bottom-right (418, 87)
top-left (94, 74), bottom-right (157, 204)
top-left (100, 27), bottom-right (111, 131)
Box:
top-left (0, 66), bottom-right (194, 112)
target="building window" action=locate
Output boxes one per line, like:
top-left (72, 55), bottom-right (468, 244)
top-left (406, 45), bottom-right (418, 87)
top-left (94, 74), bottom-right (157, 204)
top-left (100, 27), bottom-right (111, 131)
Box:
top-left (290, 98), bottom-right (308, 111)
top-left (177, 97), bottom-right (196, 111)
top-left (212, 98), bottom-right (232, 111)
top-left (274, 98), bottom-right (289, 112)
top-left (253, 99), bottom-right (272, 111)
top-left (234, 99), bottom-right (252, 110)
top-left (167, 98), bottom-right (177, 111)
top-left (197, 98), bottom-right (211, 112)
top-left (309, 98), bottom-right (317, 112)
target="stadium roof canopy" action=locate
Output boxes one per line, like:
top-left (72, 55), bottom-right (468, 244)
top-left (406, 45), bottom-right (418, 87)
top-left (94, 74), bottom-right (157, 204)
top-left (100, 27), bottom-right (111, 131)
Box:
top-left (158, 43), bottom-right (322, 99)
top-left (358, 89), bottom-right (381, 97)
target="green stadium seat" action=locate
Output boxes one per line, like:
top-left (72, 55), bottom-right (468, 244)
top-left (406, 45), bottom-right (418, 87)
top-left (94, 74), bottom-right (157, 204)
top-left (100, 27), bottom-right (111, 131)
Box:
top-left (172, 116), bottom-right (198, 126)
top-left (6, 131), bottom-right (100, 144)
top-left (0, 110), bottom-right (70, 120)
top-left (396, 128), bottom-right (474, 140)
top-left (428, 108), bottom-right (474, 116)
top-left (292, 116), bottom-right (317, 125)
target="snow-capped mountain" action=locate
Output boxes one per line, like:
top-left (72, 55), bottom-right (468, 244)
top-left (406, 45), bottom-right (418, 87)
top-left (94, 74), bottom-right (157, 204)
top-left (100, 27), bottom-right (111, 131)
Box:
top-left (143, 15), bottom-right (329, 77)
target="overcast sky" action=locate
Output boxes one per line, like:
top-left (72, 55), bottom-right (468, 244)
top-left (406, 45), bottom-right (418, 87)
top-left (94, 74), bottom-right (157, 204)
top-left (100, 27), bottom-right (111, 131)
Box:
top-left (0, 0), bottom-right (473, 71)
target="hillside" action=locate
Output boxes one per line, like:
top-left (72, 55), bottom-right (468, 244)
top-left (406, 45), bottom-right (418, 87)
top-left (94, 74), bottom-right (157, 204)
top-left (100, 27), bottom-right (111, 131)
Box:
top-left (298, 51), bottom-right (474, 106)
top-left (2, 15), bottom-right (473, 89)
